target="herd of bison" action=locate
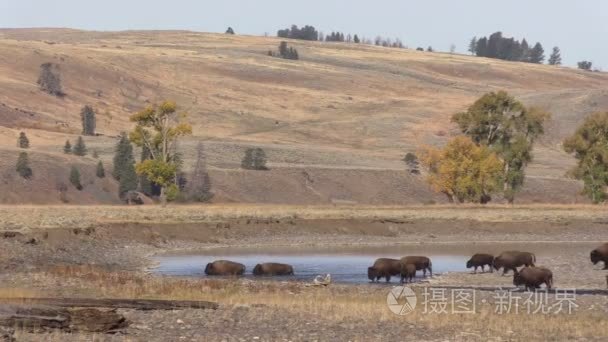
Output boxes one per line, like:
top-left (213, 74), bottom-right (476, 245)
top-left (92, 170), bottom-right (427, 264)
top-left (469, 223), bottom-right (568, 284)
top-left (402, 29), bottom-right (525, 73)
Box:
top-left (204, 243), bottom-right (608, 291)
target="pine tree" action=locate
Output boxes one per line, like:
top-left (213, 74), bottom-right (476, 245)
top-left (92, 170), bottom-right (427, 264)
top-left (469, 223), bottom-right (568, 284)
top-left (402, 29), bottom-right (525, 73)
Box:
top-left (80, 105), bottom-right (96, 136)
top-left (225, 27), bottom-right (235, 35)
top-left (96, 160), bottom-right (105, 178)
top-left (73, 136), bottom-right (87, 156)
top-left (189, 142), bottom-right (213, 202)
top-left (112, 132), bottom-right (138, 197)
top-left (520, 39), bottom-right (530, 62)
top-left (138, 145), bottom-right (155, 196)
top-left (529, 42), bottom-right (545, 64)
top-left (69, 166), bottom-right (83, 190)
top-left (353, 34), bottom-right (360, 43)
top-left (548, 46), bottom-right (562, 65)
top-left (63, 140), bottom-right (72, 154)
top-left (16, 152), bottom-right (33, 179)
top-left (37, 63), bottom-right (64, 96)
top-left (18, 132), bottom-right (29, 149)
top-left (468, 37), bottom-right (477, 55)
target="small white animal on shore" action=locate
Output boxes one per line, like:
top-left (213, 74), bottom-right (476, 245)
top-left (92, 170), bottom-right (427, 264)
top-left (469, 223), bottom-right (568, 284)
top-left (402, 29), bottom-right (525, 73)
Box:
top-left (312, 274), bottom-right (331, 286)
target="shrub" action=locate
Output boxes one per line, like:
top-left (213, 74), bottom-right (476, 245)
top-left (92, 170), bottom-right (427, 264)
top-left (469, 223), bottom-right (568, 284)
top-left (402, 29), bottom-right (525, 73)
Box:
top-left (63, 140), bottom-right (72, 154)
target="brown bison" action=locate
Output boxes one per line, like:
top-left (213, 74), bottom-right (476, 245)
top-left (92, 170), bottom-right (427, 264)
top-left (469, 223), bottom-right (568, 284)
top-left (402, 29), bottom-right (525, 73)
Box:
top-left (204, 260), bottom-right (245, 276)
top-left (400, 256), bottom-right (432, 277)
top-left (513, 267), bottom-right (553, 291)
top-left (400, 263), bottom-right (417, 284)
top-left (466, 253), bottom-right (494, 273)
top-left (253, 263), bottom-right (294, 276)
top-left (590, 243), bottom-right (608, 269)
top-left (493, 251), bottom-right (536, 275)
top-left (368, 258), bottom-right (402, 283)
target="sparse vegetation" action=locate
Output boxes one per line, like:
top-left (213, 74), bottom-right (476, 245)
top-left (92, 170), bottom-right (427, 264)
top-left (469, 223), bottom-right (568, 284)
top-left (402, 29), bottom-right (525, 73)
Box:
top-left (563, 111), bottom-right (608, 203)
top-left (16, 152), bottom-right (33, 179)
top-left (421, 136), bottom-right (504, 203)
top-left (130, 101), bottom-right (192, 205)
top-left (37, 62), bottom-right (64, 96)
top-left (63, 140), bottom-right (72, 154)
top-left (69, 166), bottom-right (83, 191)
top-left (452, 91), bottom-right (549, 203)
top-left (241, 147), bottom-right (269, 171)
top-left (17, 132), bottom-right (29, 149)
top-left (80, 105), bottom-right (96, 136)
top-left (72, 136), bottom-right (87, 156)
top-left (270, 41), bottom-right (299, 60)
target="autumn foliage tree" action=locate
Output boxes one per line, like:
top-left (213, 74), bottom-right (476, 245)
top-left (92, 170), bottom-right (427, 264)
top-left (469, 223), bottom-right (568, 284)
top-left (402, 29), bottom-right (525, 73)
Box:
top-left (563, 112), bottom-right (608, 203)
top-left (451, 91), bottom-right (549, 203)
top-left (129, 101), bottom-right (192, 205)
top-left (420, 136), bottom-right (504, 204)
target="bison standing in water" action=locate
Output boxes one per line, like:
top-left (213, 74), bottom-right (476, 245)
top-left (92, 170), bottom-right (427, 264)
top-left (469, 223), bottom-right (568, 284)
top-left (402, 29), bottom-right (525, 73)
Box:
top-left (513, 267), bottom-right (553, 291)
top-left (400, 256), bottom-right (432, 277)
top-left (400, 263), bottom-right (417, 284)
top-left (590, 243), bottom-right (608, 269)
top-left (253, 263), bottom-right (294, 276)
top-left (368, 258), bottom-right (402, 283)
top-left (493, 251), bottom-right (536, 275)
top-left (204, 260), bottom-right (245, 276)
top-left (466, 253), bottom-right (494, 273)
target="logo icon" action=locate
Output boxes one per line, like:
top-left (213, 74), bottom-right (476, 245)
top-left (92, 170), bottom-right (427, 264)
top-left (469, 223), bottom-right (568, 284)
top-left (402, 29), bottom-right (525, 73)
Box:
top-left (387, 286), bottom-right (417, 315)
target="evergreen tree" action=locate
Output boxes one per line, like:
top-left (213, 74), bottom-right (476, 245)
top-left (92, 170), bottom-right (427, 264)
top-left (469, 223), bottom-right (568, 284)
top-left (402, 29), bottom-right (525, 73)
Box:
top-left (80, 105), bottom-right (96, 136)
top-left (426, 46), bottom-right (434, 52)
top-left (138, 145), bottom-right (155, 196)
top-left (225, 27), bottom-right (235, 35)
top-left (63, 140), bottom-right (72, 154)
top-left (69, 166), bottom-right (83, 190)
top-left (96, 160), bottom-right (105, 178)
top-left (73, 136), bottom-right (87, 156)
top-left (529, 42), bottom-right (545, 64)
top-left (468, 37), bottom-right (477, 55)
top-left (16, 152), bottom-right (33, 179)
top-left (548, 46), bottom-right (562, 65)
top-left (353, 34), bottom-right (360, 43)
top-left (18, 132), bottom-right (29, 149)
top-left (520, 39), bottom-right (530, 62)
top-left (112, 132), bottom-right (138, 197)
top-left (37, 63), bottom-right (64, 97)
top-left (241, 147), bottom-right (269, 170)
top-left (403, 152), bottom-right (420, 175)
top-left (189, 142), bottom-right (214, 202)
top-left (475, 37), bottom-right (488, 57)
top-left (578, 61), bottom-right (592, 71)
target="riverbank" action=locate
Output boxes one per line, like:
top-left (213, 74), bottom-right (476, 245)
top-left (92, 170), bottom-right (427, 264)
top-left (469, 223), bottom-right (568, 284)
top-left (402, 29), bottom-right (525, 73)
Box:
top-left (1, 205), bottom-right (608, 340)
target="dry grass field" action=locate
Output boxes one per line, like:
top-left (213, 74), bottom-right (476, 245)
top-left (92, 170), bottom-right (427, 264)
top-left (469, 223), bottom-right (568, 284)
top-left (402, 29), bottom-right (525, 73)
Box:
top-left (1, 29), bottom-right (607, 204)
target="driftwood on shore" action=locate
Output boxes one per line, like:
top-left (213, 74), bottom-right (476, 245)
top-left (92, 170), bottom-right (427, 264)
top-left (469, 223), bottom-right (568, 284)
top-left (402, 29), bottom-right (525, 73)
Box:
top-left (0, 297), bottom-right (219, 311)
top-left (0, 304), bottom-right (128, 333)
top-left (0, 297), bottom-right (219, 334)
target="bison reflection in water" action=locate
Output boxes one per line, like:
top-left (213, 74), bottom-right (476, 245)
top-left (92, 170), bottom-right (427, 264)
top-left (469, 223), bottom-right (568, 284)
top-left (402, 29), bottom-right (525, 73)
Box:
top-left (590, 243), bottom-right (608, 269)
top-left (513, 266), bottom-right (553, 291)
top-left (204, 260), bottom-right (246, 276)
top-left (253, 263), bottom-right (294, 276)
top-left (493, 251), bottom-right (536, 276)
top-left (466, 253), bottom-right (495, 273)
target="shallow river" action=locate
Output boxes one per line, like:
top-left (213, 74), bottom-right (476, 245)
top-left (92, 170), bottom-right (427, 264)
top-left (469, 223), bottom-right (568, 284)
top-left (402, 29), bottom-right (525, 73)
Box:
top-left (152, 245), bottom-right (477, 283)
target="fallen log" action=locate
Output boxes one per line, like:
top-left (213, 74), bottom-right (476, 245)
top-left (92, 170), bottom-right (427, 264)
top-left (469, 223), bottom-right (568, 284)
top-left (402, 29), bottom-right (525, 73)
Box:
top-left (0, 304), bottom-right (127, 333)
top-left (0, 297), bottom-right (218, 311)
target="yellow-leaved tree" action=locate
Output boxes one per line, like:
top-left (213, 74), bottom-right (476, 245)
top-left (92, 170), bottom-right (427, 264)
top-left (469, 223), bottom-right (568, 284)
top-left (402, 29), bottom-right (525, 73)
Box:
top-left (129, 101), bottom-right (192, 205)
top-left (420, 136), bottom-right (504, 204)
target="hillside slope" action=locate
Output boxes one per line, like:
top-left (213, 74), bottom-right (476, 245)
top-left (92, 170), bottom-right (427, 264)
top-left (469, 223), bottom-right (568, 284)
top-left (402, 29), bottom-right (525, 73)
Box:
top-left (0, 29), bottom-right (606, 204)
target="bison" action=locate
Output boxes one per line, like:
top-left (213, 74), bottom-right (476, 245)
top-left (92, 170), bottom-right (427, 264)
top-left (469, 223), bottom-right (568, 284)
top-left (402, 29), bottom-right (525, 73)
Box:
top-left (368, 258), bottom-right (402, 283)
top-left (253, 263), bottom-right (294, 276)
top-left (493, 251), bottom-right (536, 276)
top-left (204, 260), bottom-right (245, 276)
top-left (590, 243), bottom-right (608, 269)
top-left (513, 267), bottom-right (553, 291)
top-left (400, 263), bottom-right (417, 284)
top-left (466, 253), bottom-right (494, 273)
top-left (400, 256), bottom-right (432, 277)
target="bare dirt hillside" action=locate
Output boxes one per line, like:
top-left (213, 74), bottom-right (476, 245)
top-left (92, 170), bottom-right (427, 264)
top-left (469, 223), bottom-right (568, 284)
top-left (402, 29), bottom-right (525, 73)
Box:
top-left (0, 28), bottom-right (606, 204)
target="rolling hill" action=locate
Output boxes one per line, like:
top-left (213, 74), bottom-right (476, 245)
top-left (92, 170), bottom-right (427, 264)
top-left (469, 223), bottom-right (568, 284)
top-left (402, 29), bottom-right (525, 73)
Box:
top-left (0, 28), bottom-right (606, 204)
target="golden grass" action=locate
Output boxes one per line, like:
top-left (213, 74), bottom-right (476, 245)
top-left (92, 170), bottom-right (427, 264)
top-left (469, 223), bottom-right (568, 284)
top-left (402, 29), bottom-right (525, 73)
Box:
top-left (0, 204), bottom-right (606, 231)
top-left (16, 265), bottom-right (604, 340)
